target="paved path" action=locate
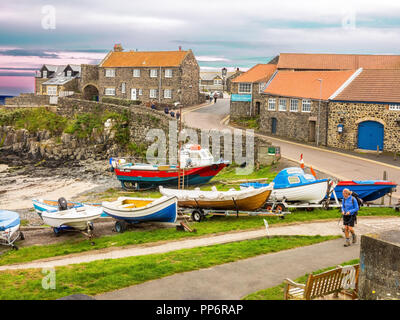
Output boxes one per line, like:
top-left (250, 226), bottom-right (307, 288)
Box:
top-left (2, 217), bottom-right (400, 271)
top-left (183, 99), bottom-right (400, 200)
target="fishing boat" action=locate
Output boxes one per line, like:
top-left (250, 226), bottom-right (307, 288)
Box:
top-left (102, 196), bottom-right (178, 233)
top-left (159, 184), bottom-right (274, 211)
top-left (240, 167), bottom-right (330, 204)
top-left (110, 144), bottom-right (229, 190)
top-left (0, 210), bottom-right (24, 250)
top-left (332, 180), bottom-right (397, 202)
top-left (32, 199), bottom-right (107, 217)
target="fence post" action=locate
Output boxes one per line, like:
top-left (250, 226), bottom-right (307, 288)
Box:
top-left (381, 171), bottom-right (387, 205)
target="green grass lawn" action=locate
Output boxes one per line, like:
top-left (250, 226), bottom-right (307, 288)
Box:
top-left (1, 206), bottom-right (397, 267)
top-left (0, 235), bottom-right (338, 300)
top-left (242, 258), bottom-right (360, 300)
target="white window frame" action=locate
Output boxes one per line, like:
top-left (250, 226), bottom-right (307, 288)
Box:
top-left (150, 89), bottom-right (158, 98)
top-left (133, 69), bottom-right (141, 78)
top-left (43, 70), bottom-right (48, 78)
top-left (279, 99), bottom-right (287, 111)
top-left (238, 83), bottom-right (252, 94)
top-left (389, 105), bottom-right (400, 111)
top-left (105, 88), bottom-right (116, 96)
top-left (214, 79), bottom-right (222, 85)
top-left (165, 69), bottom-right (173, 78)
top-left (150, 69), bottom-right (158, 78)
top-left (290, 99), bottom-right (299, 112)
top-left (139, 89), bottom-right (143, 96)
top-left (302, 99), bottom-right (312, 113)
top-left (259, 82), bottom-right (267, 93)
top-left (46, 86), bottom-right (57, 96)
top-left (268, 98), bottom-right (276, 111)
top-left (164, 89), bottom-right (172, 99)
top-left (105, 69), bottom-right (115, 77)
top-left (121, 82), bottom-right (126, 94)
top-left (66, 70), bottom-right (72, 77)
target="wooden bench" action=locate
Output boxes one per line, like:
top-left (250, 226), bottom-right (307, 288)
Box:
top-left (284, 264), bottom-right (360, 300)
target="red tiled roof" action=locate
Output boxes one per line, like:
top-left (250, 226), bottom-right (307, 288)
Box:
top-left (278, 53), bottom-right (400, 70)
top-left (232, 64), bottom-right (277, 83)
top-left (101, 50), bottom-right (189, 67)
top-left (264, 70), bottom-right (356, 100)
top-left (332, 69), bottom-right (400, 103)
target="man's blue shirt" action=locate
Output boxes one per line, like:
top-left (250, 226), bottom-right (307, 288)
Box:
top-left (342, 196), bottom-right (359, 215)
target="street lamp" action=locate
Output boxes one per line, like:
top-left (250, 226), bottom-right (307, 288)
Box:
top-left (222, 67), bottom-right (227, 92)
top-left (316, 79), bottom-right (323, 147)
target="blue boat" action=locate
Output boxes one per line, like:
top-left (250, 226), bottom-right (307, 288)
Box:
top-left (332, 180), bottom-right (397, 202)
top-left (101, 196), bottom-right (178, 233)
top-left (0, 210), bottom-right (24, 249)
top-left (241, 167), bottom-right (330, 204)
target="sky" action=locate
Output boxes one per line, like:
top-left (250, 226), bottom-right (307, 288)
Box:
top-left (1, 0), bottom-right (400, 95)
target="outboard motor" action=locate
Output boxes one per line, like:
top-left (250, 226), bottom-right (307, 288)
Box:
top-left (58, 197), bottom-right (68, 211)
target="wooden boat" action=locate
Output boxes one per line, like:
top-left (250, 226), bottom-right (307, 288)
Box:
top-left (159, 185), bottom-right (273, 211)
top-left (241, 167), bottom-right (329, 204)
top-left (102, 196), bottom-right (178, 232)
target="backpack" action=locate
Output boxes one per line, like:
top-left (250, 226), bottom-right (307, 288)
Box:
top-left (351, 192), bottom-right (363, 218)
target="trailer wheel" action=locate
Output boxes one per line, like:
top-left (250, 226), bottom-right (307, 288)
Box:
top-left (191, 210), bottom-right (204, 222)
top-left (115, 220), bottom-right (127, 233)
top-left (264, 203), bottom-right (273, 211)
top-left (275, 204), bottom-right (286, 213)
top-left (306, 207), bottom-right (314, 212)
top-left (53, 227), bottom-right (61, 237)
top-left (19, 232), bottom-right (25, 241)
top-left (12, 245), bottom-right (18, 251)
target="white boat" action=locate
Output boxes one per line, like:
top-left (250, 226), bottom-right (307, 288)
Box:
top-left (102, 196), bottom-right (178, 233)
top-left (159, 184), bottom-right (274, 211)
top-left (41, 206), bottom-right (103, 231)
top-left (240, 168), bottom-right (329, 204)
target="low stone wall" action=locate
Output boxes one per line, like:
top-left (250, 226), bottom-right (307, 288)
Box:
top-left (359, 230), bottom-right (400, 300)
top-left (5, 93), bottom-right (50, 106)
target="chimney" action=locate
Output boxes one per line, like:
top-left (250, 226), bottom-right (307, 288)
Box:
top-left (114, 44), bottom-right (123, 52)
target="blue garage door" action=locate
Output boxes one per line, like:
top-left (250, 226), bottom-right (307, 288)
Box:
top-left (358, 121), bottom-right (384, 151)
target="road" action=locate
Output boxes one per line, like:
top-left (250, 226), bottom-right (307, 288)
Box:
top-left (183, 98), bottom-right (400, 200)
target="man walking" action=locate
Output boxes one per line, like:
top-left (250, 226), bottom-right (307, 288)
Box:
top-left (341, 188), bottom-right (359, 247)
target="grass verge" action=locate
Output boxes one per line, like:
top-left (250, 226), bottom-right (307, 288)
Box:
top-left (0, 235), bottom-right (338, 300)
top-left (242, 258), bottom-right (360, 300)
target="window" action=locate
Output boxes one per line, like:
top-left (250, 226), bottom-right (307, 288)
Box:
top-left (214, 79), bottom-right (222, 85)
top-left (43, 70), bottom-right (48, 78)
top-left (105, 69), bottom-right (115, 77)
top-left (279, 99), bottom-right (287, 111)
top-left (290, 99), bottom-right (299, 112)
top-left (150, 89), bottom-right (158, 98)
top-left (259, 82), bottom-right (267, 93)
top-left (165, 69), bottom-right (173, 78)
top-left (66, 70), bottom-right (72, 77)
top-left (105, 88), bottom-right (116, 96)
top-left (238, 83), bottom-right (252, 94)
top-left (268, 98), bottom-right (276, 111)
top-left (164, 89), bottom-right (172, 99)
top-left (139, 89), bottom-right (143, 96)
top-left (389, 105), bottom-right (400, 111)
top-left (133, 69), bottom-right (141, 77)
top-left (150, 69), bottom-right (158, 78)
top-left (46, 86), bottom-right (57, 96)
top-left (302, 99), bottom-right (311, 112)
top-left (121, 82), bottom-right (126, 94)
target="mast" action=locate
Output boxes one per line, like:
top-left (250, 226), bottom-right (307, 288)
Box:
top-left (178, 104), bottom-right (182, 189)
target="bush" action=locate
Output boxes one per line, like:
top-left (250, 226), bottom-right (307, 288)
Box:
top-left (101, 97), bottom-right (142, 106)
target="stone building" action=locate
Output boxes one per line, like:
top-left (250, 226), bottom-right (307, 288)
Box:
top-left (81, 45), bottom-right (200, 106)
top-left (327, 69), bottom-right (400, 153)
top-left (230, 64), bottom-right (277, 120)
top-left (199, 68), bottom-right (243, 93)
top-left (35, 64), bottom-right (81, 96)
top-left (260, 69), bottom-right (359, 145)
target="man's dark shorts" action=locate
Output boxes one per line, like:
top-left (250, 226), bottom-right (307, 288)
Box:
top-left (343, 214), bottom-right (356, 227)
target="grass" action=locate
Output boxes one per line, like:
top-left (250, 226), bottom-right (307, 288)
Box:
top-left (0, 235), bottom-right (338, 300)
top-left (242, 258), bottom-right (360, 300)
top-left (230, 116), bottom-right (260, 130)
top-left (0, 206), bottom-right (397, 267)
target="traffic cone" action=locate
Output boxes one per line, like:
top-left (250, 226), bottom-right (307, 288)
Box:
top-left (300, 154), bottom-right (305, 169)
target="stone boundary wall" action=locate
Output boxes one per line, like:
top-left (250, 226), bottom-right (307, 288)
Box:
top-left (5, 93), bottom-right (50, 106)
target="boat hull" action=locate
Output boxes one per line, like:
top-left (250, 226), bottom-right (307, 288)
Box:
top-left (41, 207), bottom-right (103, 230)
top-left (332, 181), bottom-right (397, 202)
top-left (102, 196), bottom-right (178, 223)
top-left (32, 199), bottom-right (107, 217)
top-left (114, 163), bottom-right (227, 189)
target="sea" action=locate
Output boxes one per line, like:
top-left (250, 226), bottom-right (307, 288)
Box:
top-left (0, 95), bottom-right (14, 105)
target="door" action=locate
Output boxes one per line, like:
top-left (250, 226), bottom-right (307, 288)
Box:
top-left (271, 118), bottom-right (277, 134)
top-left (309, 121), bottom-right (316, 142)
top-left (255, 102), bottom-right (261, 115)
top-left (131, 88), bottom-right (137, 100)
top-left (357, 121), bottom-right (384, 151)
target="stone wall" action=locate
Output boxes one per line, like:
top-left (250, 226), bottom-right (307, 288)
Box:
top-left (260, 95), bottom-right (329, 146)
top-left (5, 93), bottom-right (50, 106)
top-left (359, 230), bottom-right (400, 300)
top-left (327, 101), bottom-right (400, 152)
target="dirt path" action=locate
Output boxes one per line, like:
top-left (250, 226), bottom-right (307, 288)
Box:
top-left (2, 216), bottom-right (400, 271)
